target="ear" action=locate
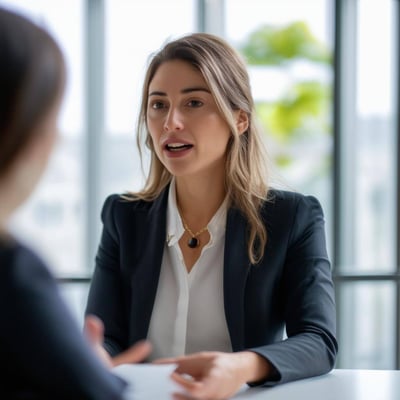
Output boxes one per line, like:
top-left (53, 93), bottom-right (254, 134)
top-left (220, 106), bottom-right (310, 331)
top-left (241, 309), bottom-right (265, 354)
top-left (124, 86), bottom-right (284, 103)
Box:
top-left (235, 110), bottom-right (249, 135)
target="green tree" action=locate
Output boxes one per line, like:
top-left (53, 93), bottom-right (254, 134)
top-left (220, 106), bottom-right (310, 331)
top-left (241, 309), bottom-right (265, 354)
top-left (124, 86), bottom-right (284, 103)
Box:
top-left (241, 21), bottom-right (331, 65)
top-left (240, 21), bottom-right (332, 168)
top-left (257, 81), bottom-right (331, 144)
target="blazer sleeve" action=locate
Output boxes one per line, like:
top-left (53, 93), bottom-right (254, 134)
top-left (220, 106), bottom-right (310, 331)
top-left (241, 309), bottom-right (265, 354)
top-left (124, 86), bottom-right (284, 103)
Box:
top-left (249, 195), bottom-right (338, 385)
top-left (86, 194), bottom-right (129, 356)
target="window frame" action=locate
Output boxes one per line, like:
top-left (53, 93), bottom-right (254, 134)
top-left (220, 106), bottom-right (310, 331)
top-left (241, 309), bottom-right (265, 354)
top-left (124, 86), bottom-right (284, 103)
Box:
top-left (333, 0), bottom-right (400, 369)
top-left (56, 0), bottom-right (400, 368)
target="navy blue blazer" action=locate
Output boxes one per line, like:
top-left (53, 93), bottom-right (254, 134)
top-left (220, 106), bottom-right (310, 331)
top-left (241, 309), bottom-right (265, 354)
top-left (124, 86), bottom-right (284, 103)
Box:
top-left (86, 187), bottom-right (338, 386)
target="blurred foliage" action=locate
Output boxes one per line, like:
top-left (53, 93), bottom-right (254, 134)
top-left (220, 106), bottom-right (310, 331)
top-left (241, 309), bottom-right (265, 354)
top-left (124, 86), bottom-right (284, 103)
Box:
top-left (239, 21), bottom-right (332, 168)
top-left (256, 81), bottom-right (331, 143)
top-left (241, 21), bottom-right (331, 66)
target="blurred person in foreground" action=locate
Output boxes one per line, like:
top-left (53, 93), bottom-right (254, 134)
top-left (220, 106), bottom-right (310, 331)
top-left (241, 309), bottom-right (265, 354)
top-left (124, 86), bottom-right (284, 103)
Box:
top-left (0, 6), bottom-right (150, 399)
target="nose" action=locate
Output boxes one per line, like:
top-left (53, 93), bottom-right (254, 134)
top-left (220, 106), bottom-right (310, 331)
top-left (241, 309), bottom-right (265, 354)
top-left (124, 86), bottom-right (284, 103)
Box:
top-left (163, 107), bottom-right (184, 132)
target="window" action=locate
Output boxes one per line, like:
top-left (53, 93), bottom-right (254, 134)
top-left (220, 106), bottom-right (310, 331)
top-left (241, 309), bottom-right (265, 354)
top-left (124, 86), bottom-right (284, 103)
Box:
top-left (0, 0), bottom-right (196, 323)
top-left (2, 0), bottom-right (85, 277)
top-left (103, 0), bottom-right (196, 197)
top-left (334, 0), bottom-right (400, 369)
top-left (3, 0), bottom-right (400, 369)
top-left (224, 0), bottom-right (334, 253)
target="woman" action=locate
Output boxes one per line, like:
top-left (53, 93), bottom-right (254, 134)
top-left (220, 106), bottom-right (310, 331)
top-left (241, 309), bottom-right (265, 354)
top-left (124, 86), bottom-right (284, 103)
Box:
top-left (0, 7), bottom-right (150, 399)
top-left (86, 32), bottom-right (338, 399)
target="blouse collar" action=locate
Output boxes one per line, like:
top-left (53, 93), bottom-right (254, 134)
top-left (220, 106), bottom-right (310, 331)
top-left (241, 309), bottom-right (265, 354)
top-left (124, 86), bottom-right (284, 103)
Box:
top-left (166, 179), bottom-right (228, 247)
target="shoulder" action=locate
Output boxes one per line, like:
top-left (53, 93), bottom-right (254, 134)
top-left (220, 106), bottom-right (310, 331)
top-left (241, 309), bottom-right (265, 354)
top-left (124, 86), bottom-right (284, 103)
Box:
top-left (99, 190), bottom-right (169, 242)
top-left (266, 188), bottom-right (322, 207)
top-left (0, 239), bottom-right (51, 275)
top-left (0, 239), bottom-right (55, 299)
top-left (263, 188), bottom-right (324, 218)
top-left (100, 193), bottom-right (156, 222)
top-left (259, 189), bottom-right (326, 243)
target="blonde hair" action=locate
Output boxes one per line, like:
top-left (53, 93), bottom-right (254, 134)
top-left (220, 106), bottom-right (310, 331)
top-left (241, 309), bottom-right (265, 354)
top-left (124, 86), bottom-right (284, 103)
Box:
top-left (131, 33), bottom-right (270, 264)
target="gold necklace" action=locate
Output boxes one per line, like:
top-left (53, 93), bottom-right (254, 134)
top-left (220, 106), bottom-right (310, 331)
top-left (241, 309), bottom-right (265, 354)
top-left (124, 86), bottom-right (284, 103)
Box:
top-left (181, 216), bottom-right (208, 248)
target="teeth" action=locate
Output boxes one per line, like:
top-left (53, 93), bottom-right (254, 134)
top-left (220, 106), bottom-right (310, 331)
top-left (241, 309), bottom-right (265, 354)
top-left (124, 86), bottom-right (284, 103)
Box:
top-left (168, 143), bottom-right (186, 148)
top-left (166, 143), bottom-right (192, 152)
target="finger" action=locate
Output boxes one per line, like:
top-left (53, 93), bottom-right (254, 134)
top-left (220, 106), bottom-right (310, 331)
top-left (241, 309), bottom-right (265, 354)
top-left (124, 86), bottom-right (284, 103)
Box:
top-left (111, 340), bottom-right (152, 366)
top-left (171, 372), bottom-right (204, 391)
top-left (154, 359), bottom-right (203, 379)
top-left (172, 372), bottom-right (223, 400)
top-left (172, 360), bottom-right (209, 377)
top-left (84, 315), bottom-right (104, 346)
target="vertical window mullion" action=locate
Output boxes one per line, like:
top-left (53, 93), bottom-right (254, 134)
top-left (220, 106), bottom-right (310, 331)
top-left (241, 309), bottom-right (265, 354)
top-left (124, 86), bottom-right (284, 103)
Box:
top-left (333, 0), bottom-right (358, 368)
top-left (84, 0), bottom-right (105, 272)
top-left (196, 0), bottom-right (206, 32)
top-left (335, 0), bottom-right (400, 369)
top-left (334, 0), bottom-right (358, 272)
top-left (395, 0), bottom-right (400, 370)
top-left (196, 0), bottom-right (225, 36)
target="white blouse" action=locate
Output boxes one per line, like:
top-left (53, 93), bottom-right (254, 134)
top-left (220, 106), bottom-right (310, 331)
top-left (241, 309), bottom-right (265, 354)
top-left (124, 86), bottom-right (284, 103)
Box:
top-left (147, 180), bottom-right (232, 360)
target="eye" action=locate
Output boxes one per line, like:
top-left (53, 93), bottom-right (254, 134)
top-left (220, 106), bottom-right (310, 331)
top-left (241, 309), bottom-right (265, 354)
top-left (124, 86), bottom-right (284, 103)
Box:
top-left (149, 101), bottom-right (166, 110)
top-left (187, 99), bottom-right (203, 108)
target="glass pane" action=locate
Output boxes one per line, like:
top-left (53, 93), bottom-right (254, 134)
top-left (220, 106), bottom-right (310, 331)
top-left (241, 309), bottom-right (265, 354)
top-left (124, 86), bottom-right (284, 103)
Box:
top-left (1, 0), bottom-right (85, 275)
top-left (338, 282), bottom-right (396, 369)
top-left (347, 0), bottom-right (397, 273)
top-left (103, 0), bottom-right (196, 197)
top-left (59, 282), bottom-right (90, 328)
top-left (225, 0), bottom-right (334, 254)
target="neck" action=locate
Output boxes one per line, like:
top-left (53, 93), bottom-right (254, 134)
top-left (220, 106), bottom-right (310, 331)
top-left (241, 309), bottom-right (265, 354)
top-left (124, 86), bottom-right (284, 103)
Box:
top-left (175, 173), bottom-right (226, 229)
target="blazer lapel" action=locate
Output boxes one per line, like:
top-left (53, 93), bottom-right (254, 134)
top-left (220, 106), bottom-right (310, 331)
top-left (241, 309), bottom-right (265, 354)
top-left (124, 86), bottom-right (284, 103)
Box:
top-left (129, 187), bottom-right (169, 341)
top-left (223, 208), bottom-right (251, 351)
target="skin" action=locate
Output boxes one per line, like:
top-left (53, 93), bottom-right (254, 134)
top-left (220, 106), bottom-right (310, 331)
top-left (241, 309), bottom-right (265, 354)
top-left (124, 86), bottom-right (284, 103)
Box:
top-left (156, 351), bottom-right (271, 399)
top-left (147, 60), bottom-right (233, 182)
top-left (147, 60), bottom-right (272, 399)
top-left (0, 97), bottom-right (62, 232)
top-left (84, 315), bottom-right (151, 367)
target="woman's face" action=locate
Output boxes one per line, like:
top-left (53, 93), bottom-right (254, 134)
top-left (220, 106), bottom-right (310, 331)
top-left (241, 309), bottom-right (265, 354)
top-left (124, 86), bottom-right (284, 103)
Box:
top-left (146, 60), bottom-right (232, 180)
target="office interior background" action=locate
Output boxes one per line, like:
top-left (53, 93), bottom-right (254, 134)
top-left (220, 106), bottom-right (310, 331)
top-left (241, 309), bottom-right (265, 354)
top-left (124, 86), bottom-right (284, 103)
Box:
top-left (1, 0), bottom-right (399, 370)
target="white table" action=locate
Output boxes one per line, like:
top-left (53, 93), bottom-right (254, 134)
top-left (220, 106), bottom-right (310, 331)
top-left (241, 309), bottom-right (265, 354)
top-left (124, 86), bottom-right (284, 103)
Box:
top-left (113, 365), bottom-right (400, 400)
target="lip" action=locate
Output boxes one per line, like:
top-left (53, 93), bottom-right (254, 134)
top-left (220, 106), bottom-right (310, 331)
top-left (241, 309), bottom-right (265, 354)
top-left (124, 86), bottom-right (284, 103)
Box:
top-left (161, 137), bottom-right (194, 158)
top-left (161, 137), bottom-right (193, 147)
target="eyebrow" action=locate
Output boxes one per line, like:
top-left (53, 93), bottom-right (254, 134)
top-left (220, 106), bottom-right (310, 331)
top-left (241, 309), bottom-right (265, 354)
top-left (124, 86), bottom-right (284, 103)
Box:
top-left (148, 87), bottom-right (211, 96)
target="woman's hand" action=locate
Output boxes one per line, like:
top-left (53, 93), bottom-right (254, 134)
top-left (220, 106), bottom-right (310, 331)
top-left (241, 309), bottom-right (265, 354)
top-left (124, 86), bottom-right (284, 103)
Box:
top-left (154, 351), bottom-right (271, 400)
top-left (84, 315), bottom-right (152, 367)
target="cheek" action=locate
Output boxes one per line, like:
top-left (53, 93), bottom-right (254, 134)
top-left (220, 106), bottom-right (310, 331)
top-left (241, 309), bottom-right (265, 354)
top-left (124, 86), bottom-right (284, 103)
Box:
top-left (146, 127), bottom-right (163, 157)
top-left (147, 117), bottom-right (161, 139)
top-left (210, 118), bottom-right (232, 146)
top-left (148, 129), bottom-right (159, 151)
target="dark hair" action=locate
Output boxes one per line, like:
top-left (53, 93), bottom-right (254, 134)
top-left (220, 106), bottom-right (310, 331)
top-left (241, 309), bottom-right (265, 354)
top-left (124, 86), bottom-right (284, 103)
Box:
top-left (0, 7), bottom-right (65, 177)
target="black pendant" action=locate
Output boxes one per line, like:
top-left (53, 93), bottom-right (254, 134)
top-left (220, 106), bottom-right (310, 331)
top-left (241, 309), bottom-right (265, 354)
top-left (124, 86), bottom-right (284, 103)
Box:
top-left (188, 237), bottom-right (199, 248)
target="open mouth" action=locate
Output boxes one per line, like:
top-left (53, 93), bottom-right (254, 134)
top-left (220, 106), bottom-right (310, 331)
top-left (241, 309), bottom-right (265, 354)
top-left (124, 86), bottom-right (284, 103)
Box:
top-left (165, 143), bottom-right (193, 152)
